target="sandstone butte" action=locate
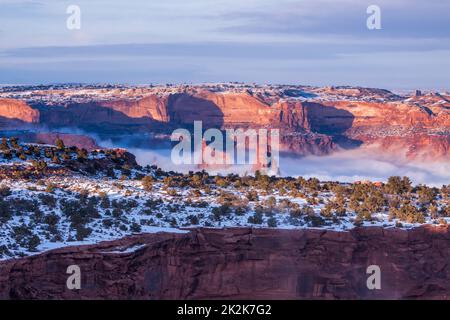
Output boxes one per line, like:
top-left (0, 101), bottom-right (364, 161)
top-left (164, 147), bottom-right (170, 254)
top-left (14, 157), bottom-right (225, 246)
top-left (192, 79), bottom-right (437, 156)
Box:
top-left (0, 89), bottom-right (449, 160)
top-left (0, 226), bottom-right (449, 300)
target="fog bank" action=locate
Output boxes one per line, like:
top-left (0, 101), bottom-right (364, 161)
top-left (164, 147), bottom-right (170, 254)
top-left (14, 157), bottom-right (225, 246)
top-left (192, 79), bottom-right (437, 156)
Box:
top-left (117, 145), bottom-right (450, 187)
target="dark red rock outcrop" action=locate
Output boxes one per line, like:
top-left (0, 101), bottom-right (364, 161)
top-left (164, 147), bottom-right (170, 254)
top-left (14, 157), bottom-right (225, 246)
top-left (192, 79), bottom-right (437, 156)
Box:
top-left (3, 88), bottom-right (450, 160)
top-left (1, 226), bottom-right (449, 300)
top-left (102, 95), bottom-right (171, 122)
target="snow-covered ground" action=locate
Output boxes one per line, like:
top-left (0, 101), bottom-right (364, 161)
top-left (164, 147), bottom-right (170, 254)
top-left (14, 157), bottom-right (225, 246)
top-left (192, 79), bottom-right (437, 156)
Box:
top-left (0, 169), bottom-right (448, 261)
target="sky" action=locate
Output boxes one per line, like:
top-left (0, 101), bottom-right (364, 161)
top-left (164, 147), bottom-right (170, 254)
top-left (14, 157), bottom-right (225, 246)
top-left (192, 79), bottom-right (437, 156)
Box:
top-left (123, 147), bottom-right (450, 187)
top-left (0, 0), bottom-right (449, 90)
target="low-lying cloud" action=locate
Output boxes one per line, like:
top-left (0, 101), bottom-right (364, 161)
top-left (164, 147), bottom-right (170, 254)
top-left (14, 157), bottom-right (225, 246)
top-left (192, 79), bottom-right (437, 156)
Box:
top-left (280, 150), bottom-right (450, 187)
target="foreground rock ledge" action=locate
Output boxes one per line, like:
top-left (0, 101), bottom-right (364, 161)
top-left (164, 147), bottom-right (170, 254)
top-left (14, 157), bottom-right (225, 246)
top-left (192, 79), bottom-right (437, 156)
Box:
top-left (0, 226), bottom-right (449, 300)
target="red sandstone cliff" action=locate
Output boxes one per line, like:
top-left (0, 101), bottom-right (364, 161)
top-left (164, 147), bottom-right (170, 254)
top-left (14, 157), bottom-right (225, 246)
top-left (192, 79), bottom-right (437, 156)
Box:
top-left (0, 99), bottom-right (40, 124)
top-left (297, 100), bottom-right (450, 160)
top-left (167, 91), bottom-right (276, 128)
top-left (17, 132), bottom-right (100, 150)
top-left (102, 95), bottom-right (171, 122)
top-left (0, 226), bottom-right (449, 300)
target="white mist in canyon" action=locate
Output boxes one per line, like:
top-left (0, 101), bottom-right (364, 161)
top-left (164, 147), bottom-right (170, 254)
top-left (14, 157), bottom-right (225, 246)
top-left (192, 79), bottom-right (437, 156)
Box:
top-left (280, 149), bottom-right (450, 187)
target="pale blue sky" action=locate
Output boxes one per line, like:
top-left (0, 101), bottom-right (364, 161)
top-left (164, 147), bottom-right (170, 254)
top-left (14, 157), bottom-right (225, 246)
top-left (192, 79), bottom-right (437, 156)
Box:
top-left (0, 0), bottom-right (449, 90)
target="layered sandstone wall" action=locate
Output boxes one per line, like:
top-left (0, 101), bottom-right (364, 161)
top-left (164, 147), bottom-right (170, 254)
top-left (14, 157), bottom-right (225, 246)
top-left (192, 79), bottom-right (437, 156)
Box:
top-left (0, 99), bottom-right (40, 123)
top-left (101, 95), bottom-right (171, 122)
top-left (17, 132), bottom-right (100, 150)
top-left (0, 226), bottom-right (449, 300)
